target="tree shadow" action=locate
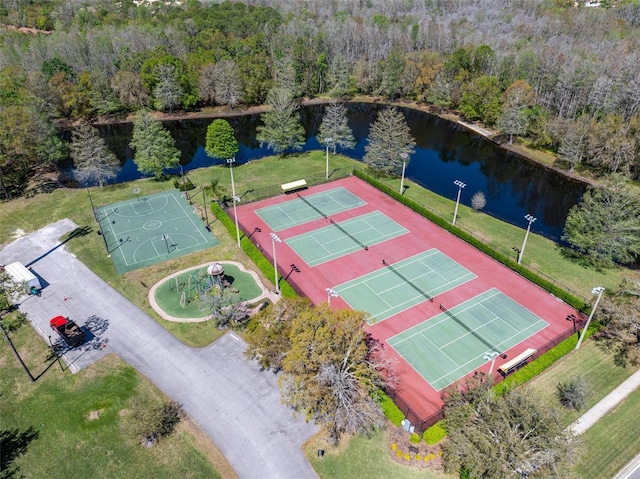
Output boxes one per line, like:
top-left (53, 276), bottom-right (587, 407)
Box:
top-left (0, 426), bottom-right (39, 478)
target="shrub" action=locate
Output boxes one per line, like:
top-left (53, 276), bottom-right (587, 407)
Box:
top-left (415, 454), bottom-right (422, 461)
top-left (471, 191), bottom-right (486, 210)
top-left (173, 177), bottom-right (195, 191)
top-left (404, 453), bottom-right (411, 461)
top-left (423, 422), bottom-right (447, 445)
top-left (124, 399), bottom-right (185, 446)
top-left (556, 376), bottom-right (590, 410)
top-left (410, 432), bottom-right (421, 444)
top-left (378, 391), bottom-right (404, 427)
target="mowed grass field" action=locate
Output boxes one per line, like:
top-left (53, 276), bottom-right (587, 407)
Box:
top-left (0, 313), bottom-right (233, 479)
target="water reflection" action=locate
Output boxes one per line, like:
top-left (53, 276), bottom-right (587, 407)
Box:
top-left (94, 103), bottom-right (585, 242)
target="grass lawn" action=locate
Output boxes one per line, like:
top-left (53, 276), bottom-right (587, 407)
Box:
top-left (304, 429), bottom-right (453, 479)
top-left (0, 313), bottom-right (231, 479)
top-left (574, 387), bottom-right (640, 479)
top-left (527, 340), bottom-right (639, 425)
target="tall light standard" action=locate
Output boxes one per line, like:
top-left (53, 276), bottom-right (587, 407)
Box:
top-left (325, 137), bottom-right (333, 179)
top-left (270, 232), bottom-right (282, 294)
top-left (576, 286), bottom-right (605, 350)
top-left (483, 350), bottom-right (499, 376)
top-left (179, 164), bottom-right (187, 199)
top-left (326, 287), bottom-right (339, 306)
top-left (452, 180), bottom-right (466, 226)
top-left (399, 153), bottom-right (408, 194)
top-left (227, 158), bottom-right (240, 247)
top-left (518, 214), bottom-right (536, 265)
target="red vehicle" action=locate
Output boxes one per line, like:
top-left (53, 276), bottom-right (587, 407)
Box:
top-left (49, 316), bottom-right (85, 347)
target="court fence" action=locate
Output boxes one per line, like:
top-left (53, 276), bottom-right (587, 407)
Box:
top-left (388, 324), bottom-right (581, 433)
top-left (352, 167), bottom-right (591, 313)
top-left (213, 165), bottom-right (595, 434)
top-left (238, 166), bottom-right (355, 204)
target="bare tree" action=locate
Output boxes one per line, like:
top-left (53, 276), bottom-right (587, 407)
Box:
top-left (153, 64), bottom-right (183, 112)
top-left (111, 71), bottom-right (150, 110)
top-left (70, 123), bottom-right (119, 187)
top-left (211, 60), bottom-right (243, 109)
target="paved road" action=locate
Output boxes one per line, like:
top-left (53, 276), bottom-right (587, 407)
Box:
top-left (0, 220), bottom-right (319, 479)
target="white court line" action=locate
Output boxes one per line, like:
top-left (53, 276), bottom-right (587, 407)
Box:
top-left (172, 193), bottom-right (209, 244)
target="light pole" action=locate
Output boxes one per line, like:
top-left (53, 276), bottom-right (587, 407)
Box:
top-left (399, 153), bottom-right (408, 194)
top-left (179, 164), bottom-right (187, 199)
top-left (270, 232), bottom-right (282, 294)
top-left (452, 180), bottom-right (466, 226)
top-left (576, 286), bottom-right (605, 350)
top-left (518, 214), bottom-right (537, 265)
top-left (227, 158), bottom-right (240, 247)
top-left (325, 137), bottom-right (333, 179)
top-left (232, 195), bottom-right (241, 247)
top-left (326, 287), bottom-right (339, 306)
top-left (483, 350), bottom-right (499, 376)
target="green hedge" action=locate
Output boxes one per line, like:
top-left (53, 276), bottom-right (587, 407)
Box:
top-left (423, 423), bottom-right (447, 445)
top-left (211, 202), bottom-right (297, 298)
top-left (493, 325), bottom-right (599, 396)
top-left (378, 391), bottom-right (405, 427)
top-left (353, 168), bottom-right (586, 312)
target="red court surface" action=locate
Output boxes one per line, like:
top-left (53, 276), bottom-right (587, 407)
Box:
top-left (234, 176), bottom-right (582, 429)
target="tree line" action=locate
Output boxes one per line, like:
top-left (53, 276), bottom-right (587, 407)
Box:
top-left (1, 0), bottom-right (640, 198)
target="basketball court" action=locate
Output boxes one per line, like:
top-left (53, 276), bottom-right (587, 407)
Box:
top-left (387, 288), bottom-right (548, 390)
top-left (334, 249), bottom-right (476, 323)
top-left (96, 190), bottom-right (219, 274)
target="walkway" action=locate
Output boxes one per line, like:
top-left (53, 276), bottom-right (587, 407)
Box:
top-left (569, 368), bottom-right (640, 435)
top-left (0, 220), bottom-right (318, 479)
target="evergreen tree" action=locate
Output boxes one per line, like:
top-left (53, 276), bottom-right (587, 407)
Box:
top-left (318, 101), bottom-right (355, 153)
top-left (363, 107), bottom-right (416, 175)
top-left (256, 88), bottom-right (305, 155)
top-left (70, 123), bottom-right (119, 187)
top-left (129, 111), bottom-right (180, 179)
top-left (205, 119), bottom-right (239, 160)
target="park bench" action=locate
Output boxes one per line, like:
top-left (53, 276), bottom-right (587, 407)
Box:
top-left (497, 348), bottom-right (537, 377)
top-left (281, 179), bottom-right (307, 193)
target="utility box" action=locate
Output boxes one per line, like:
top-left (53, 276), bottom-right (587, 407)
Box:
top-left (3, 262), bottom-right (42, 292)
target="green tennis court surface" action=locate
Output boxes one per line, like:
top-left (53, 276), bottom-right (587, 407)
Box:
top-left (334, 249), bottom-right (476, 323)
top-left (285, 211), bottom-right (407, 267)
top-left (255, 187), bottom-right (366, 231)
top-left (388, 288), bottom-right (548, 390)
top-left (97, 190), bottom-right (219, 274)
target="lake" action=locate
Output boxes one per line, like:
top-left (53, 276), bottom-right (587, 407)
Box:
top-left (95, 103), bottom-right (586, 242)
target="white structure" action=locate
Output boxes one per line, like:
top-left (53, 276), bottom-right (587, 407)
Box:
top-left (4, 262), bottom-right (41, 292)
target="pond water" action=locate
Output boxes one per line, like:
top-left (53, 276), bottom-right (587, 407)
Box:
top-left (95, 103), bottom-right (586, 242)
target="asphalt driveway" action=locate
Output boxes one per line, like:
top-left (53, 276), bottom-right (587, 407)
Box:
top-left (0, 219), bottom-right (319, 479)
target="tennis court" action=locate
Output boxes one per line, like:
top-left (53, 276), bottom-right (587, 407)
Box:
top-left (285, 211), bottom-right (407, 267)
top-left (387, 288), bottom-right (548, 390)
top-left (334, 249), bottom-right (476, 323)
top-left (255, 187), bottom-right (366, 231)
top-left (97, 190), bottom-right (219, 274)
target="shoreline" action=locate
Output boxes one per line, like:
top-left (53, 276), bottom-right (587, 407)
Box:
top-left (62, 97), bottom-right (592, 187)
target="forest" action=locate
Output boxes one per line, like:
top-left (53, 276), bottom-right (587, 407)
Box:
top-left (1, 0), bottom-right (640, 199)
